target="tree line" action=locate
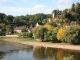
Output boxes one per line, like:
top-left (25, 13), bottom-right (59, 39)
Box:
top-left (0, 13), bottom-right (51, 27)
top-left (0, 2), bottom-right (80, 45)
top-left (32, 2), bottom-right (80, 44)
top-left (0, 13), bottom-right (51, 34)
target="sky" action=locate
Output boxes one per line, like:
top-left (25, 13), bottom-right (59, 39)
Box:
top-left (0, 0), bottom-right (80, 16)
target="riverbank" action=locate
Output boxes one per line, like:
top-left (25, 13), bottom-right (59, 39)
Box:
top-left (1, 37), bottom-right (80, 51)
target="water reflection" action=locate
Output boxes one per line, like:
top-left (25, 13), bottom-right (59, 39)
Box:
top-left (33, 46), bottom-right (80, 60)
top-left (0, 41), bottom-right (80, 60)
top-left (1, 46), bottom-right (34, 60)
top-left (0, 51), bottom-right (5, 59)
top-left (33, 46), bottom-right (57, 60)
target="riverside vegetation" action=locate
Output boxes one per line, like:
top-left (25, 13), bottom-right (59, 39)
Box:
top-left (0, 2), bottom-right (80, 45)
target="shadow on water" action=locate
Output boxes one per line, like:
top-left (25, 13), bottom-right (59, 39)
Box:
top-left (0, 51), bottom-right (5, 59)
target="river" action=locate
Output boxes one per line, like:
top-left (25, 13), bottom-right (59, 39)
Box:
top-left (0, 41), bottom-right (80, 60)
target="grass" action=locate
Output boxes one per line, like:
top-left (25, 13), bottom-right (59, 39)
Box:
top-left (0, 37), bottom-right (61, 45)
top-left (1, 37), bottom-right (80, 46)
top-left (1, 37), bottom-right (37, 43)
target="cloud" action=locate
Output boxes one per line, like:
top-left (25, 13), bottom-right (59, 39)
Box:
top-left (57, 5), bottom-right (70, 10)
top-left (58, 0), bottom-right (71, 3)
top-left (0, 5), bottom-right (52, 15)
top-left (32, 5), bottom-right (45, 10)
top-left (0, 0), bottom-right (8, 2)
top-left (47, 8), bottom-right (52, 13)
top-left (0, 5), bottom-right (45, 12)
top-left (56, 0), bottom-right (72, 10)
top-left (0, 6), bottom-right (30, 12)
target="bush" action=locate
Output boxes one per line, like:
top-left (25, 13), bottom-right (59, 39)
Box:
top-left (44, 31), bottom-right (52, 41)
top-left (0, 32), bottom-right (2, 36)
top-left (62, 25), bottom-right (80, 44)
top-left (19, 32), bottom-right (33, 38)
top-left (51, 27), bottom-right (59, 42)
top-left (32, 26), bottom-right (48, 41)
top-left (44, 24), bottom-right (54, 31)
top-left (21, 29), bottom-right (27, 32)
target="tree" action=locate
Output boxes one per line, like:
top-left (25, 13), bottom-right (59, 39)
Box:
top-left (57, 26), bottom-right (66, 41)
top-left (61, 2), bottom-right (80, 22)
top-left (61, 9), bottom-right (71, 20)
top-left (62, 26), bottom-right (80, 44)
top-left (44, 24), bottom-right (54, 31)
top-left (71, 3), bottom-right (75, 12)
top-left (6, 25), bottom-right (12, 34)
top-left (0, 23), bottom-right (5, 28)
top-left (7, 15), bottom-right (14, 22)
top-left (0, 13), bottom-right (6, 23)
top-left (44, 31), bottom-right (52, 41)
top-left (42, 19), bottom-right (47, 24)
top-left (51, 27), bottom-right (60, 42)
top-left (32, 26), bottom-right (48, 41)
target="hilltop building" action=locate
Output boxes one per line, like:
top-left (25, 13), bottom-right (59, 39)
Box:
top-left (52, 10), bottom-right (62, 20)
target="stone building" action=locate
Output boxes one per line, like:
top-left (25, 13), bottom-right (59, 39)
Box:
top-left (52, 10), bottom-right (62, 19)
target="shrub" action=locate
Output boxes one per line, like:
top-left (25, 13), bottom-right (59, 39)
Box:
top-left (0, 32), bottom-right (2, 36)
top-left (32, 26), bottom-right (48, 41)
top-left (62, 25), bottom-right (80, 44)
top-left (44, 31), bottom-right (52, 41)
top-left (21, 29), bottom-right (27, 32)
top-left (19, 32), bottom-right (33, 38)
top-left (51, 27), bottom-right (59, 42)
top-left (44, 24), bottom-right (54, 31)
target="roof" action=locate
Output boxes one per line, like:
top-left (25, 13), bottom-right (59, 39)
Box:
top-left (14, 26), bottom-right (26, 30)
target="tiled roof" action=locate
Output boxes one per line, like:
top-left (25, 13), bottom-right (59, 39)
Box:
top-left (14, 26), bottom-right (26, 30)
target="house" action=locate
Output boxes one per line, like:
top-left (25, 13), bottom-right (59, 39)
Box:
top-left (14, 25), bottom-right (33, 33)
top-left (52, 10), bottom-right (62, 19)
top-left (36, 23), bottom-right (39, 27)
top-left (0, 28), bottom-right (6, 36)
top-left (36, 22), bottom-right (43, 27)
top-left (14, 26), bottom-right (26, 33)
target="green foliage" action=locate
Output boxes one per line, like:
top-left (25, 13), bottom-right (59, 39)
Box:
top-left (19, 32), bottom-right (33, 38)
top-left (42, 19), bottom-right (47, 24)
top-left (0, 23), bottom-right (5, 28)
top-left (44, 27), bottom-right (60, 42)
top-left (61, 2), bottom-right (80, 22)
top-left (32, 26), bottom-right (48, 41)
top-left (63, 55), bottom-right (74, 60)
top-left (0, 32), bottom-right (2, 36)
top-left (32, 25), bottom-right (60, 42)
top-left (44, 31), bottom-right (52, 41)
top-left (62, 26), bottom-right (80, 44)
top-left (0, 13), bottom-right (6, 23)
top-left (44, 30), bottom-right (58, 42)
top-left (51, 27), bottom-right (60, 42)
top-left (44, 24), bottom-right (54, 31)
top-left (13, 13), bottom-right (51, 26)
top-left (61, 9), bottom-right (70, 19)
top-left (21, 29), bottom-right (27, 32)
top-left (6, 25), bottom-right (12, 34)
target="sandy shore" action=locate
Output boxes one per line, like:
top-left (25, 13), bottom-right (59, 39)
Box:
top-left (21, 42), bottom-right (80, 51)
top-left (1, 35), bottom-right (80, 51)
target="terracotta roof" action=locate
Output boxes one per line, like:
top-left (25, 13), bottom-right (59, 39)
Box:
top-left (14, 26), bottom-right (26, 30)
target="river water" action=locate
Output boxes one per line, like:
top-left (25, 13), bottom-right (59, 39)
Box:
top-left (0, 41), bottom-right (80, 60)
